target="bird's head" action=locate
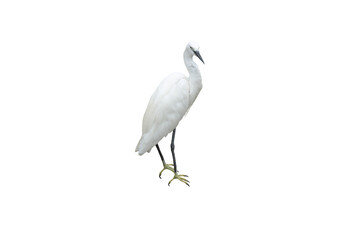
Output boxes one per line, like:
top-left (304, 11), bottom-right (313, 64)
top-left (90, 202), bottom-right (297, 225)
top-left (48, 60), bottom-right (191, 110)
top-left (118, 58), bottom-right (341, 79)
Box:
top-left (186, 41), bottom-right (204, 64)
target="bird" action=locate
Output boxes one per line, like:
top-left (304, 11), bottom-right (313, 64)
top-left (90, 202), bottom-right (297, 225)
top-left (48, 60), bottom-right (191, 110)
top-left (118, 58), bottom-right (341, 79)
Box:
top-left (135, 41), bottom-right (205, 186)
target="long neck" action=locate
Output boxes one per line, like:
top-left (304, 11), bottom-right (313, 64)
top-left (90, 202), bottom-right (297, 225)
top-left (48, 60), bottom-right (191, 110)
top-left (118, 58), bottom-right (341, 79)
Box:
top-left (183, 51), bottom-right (202, 106)
top-left (184, 51), bottom-right (202, 80)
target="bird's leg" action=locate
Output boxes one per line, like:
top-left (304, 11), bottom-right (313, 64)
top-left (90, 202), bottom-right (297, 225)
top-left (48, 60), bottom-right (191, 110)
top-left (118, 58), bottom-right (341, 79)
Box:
top-left (168, 129), bottom-right (190, 187)
top-left (156, 144), bottom-right (174, 178)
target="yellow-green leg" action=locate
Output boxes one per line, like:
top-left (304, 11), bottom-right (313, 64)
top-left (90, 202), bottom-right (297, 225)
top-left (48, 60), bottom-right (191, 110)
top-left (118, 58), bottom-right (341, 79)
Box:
top-left (168, 172), bottom-right (189, 186)
top-left (159, 163), bottom-right (174, 178)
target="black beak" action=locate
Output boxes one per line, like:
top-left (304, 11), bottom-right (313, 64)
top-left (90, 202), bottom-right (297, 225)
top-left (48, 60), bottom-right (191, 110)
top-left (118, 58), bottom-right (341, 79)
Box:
top-left (194, 50), bottom-right (205, 64)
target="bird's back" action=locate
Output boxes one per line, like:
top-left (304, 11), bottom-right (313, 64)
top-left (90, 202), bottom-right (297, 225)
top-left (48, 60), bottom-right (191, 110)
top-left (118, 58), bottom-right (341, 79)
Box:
top-left (135, 72), bottom-right (190, 155)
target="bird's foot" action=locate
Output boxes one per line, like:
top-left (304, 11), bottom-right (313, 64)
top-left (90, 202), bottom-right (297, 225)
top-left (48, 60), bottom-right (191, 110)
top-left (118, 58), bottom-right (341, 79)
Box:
top-left (168, 172), bottom-right (190, 187)
top-left (159, 164), bottom-right (175, 179)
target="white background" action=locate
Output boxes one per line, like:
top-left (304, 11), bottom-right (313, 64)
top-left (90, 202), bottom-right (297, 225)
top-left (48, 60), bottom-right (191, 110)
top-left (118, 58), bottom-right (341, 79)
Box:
top-left (1, 0), bottom-right (359, 239)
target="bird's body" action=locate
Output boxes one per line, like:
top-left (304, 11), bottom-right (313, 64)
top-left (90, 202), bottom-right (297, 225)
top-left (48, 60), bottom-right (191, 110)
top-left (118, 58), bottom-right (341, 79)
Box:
top-left (135, 72), bottom-right (190, 155)
top-left (135, 42), bottom-right (204, 186)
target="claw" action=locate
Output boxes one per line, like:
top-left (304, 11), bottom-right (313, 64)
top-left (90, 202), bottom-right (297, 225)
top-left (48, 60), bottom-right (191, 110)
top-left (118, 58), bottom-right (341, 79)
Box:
top-left (179, 179), bottom-right (190, 187)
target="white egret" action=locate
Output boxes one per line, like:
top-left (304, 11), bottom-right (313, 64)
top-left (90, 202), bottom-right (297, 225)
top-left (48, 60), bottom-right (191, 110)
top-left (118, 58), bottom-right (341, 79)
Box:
top-left (135, 41), bottom-right (205, 186)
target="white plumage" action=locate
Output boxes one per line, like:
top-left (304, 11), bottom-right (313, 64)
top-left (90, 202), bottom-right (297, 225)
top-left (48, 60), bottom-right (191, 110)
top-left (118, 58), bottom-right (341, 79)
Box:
top-left (135, 42), bottom-right (204, 156)
top-left (135, 41), bottom-right (204, 186)
top-left (135, 73), bottom-right (189, 155)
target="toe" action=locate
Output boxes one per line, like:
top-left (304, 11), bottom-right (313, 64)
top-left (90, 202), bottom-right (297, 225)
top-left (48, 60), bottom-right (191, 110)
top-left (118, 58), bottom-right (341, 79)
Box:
top-left (181, 180), bottom-right (190, 187)
top-left (181, 178), bottom-right (190, 183)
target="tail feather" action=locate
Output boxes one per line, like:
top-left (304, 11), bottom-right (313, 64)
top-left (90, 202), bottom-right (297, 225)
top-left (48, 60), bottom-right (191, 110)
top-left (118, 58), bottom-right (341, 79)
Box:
top-left (135, 136), bottom-right (151, 156)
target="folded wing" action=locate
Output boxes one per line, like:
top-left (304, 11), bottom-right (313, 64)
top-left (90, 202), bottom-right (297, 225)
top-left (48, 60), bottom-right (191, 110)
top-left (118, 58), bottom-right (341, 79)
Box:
top-left (135, 73), bottom-right (190, 155)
